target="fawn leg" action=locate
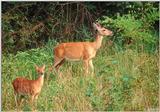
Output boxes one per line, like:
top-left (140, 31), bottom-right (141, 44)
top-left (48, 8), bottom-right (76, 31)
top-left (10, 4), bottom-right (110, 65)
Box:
top-left (89, 59), bottom-right (94, 75)
top-left (34, 94), bottom-right (39, 109)
top-left (14, 92), bottom-right (18, 110)
top-left (30, 95), bottom-right (35, 110)
top-left (19, 95), bottom-right (24, 109)
top-left (84, 60), bottom-right (89, 75)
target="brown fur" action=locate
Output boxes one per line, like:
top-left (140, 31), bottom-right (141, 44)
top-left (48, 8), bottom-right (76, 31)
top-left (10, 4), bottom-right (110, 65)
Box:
top-left (12, 65), bottom-right (45, 109)
top-left (53, 23), bottom-right (113, 74)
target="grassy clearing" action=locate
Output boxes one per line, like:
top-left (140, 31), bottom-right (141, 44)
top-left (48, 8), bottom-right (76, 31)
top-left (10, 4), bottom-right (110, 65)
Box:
top-left (2, 40), bottom-right (158, 111)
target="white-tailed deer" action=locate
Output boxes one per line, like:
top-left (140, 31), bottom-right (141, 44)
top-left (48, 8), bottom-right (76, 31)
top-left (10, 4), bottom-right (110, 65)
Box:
top-left (53, 23), bottom-right (113, 74)
top-left (12, 65), bottom-right (45, 110)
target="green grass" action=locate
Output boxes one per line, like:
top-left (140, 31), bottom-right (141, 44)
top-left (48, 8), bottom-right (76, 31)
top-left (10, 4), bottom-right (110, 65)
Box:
top-left (2, 40), bottom-right (159, 111)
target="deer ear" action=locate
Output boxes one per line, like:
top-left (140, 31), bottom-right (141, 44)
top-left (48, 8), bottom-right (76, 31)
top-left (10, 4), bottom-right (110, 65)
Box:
top-left (96, 23), bottom-right (101, 27)
top-left (35, 65), bottom-right (38, 70)
top-left (42, 64), bottom-right (45, 69)
top-left (93, 23), bottom-right (98, 30)
top-left (93, 22), bottom-right (102, 32)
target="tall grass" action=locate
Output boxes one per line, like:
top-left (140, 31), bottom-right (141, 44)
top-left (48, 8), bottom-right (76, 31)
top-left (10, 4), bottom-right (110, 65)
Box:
top-left (2, 40), bottom-right (158, 111)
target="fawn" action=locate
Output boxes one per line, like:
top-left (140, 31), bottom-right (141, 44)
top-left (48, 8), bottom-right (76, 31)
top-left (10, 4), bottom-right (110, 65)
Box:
top-left (53, 23), bottom-right (113, 74)
top-left (12, 65), bottom-right (45, 110)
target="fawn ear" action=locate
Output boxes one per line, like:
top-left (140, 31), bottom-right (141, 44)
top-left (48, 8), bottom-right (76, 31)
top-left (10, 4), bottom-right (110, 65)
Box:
top-left (35, 65), bottom-right (38, 70)
top-left (42, 64), bottom-right (45, 69)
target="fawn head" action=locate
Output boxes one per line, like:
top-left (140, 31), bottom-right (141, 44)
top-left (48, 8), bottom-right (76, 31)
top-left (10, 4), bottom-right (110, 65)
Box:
top-left (93, 23), bottom-right (113, 36)
top-left (35, 65), bottom-right (45, 75)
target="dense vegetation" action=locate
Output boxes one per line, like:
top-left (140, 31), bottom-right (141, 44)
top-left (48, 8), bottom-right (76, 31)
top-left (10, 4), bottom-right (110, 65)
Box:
top-left (2, 2), bottom-right (159, 111)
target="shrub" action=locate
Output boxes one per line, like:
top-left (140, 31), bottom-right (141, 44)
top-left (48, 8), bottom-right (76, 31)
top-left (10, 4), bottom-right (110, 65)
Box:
top-left (99, 14), bottom-right (158, 52)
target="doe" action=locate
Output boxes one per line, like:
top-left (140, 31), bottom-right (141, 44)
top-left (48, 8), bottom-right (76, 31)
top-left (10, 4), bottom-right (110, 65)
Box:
top-left (53, 23), bottom-right (113, 74)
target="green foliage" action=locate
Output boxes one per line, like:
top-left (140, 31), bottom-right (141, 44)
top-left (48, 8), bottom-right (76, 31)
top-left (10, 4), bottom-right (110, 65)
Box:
top-left (127, 2), bottom-right (159, 26)
top-left (96, 2), bottom-right (159, 54)
top-left (113, 14), bottom-right (155, 43)
top-left (99, 11), bottom-right (158, 53)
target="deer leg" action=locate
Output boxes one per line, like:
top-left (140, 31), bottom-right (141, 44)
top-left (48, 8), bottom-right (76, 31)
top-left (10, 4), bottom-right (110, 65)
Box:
top-left (34, 94), bottom-right (39, 100)
top-left (30, 95), bottom-right (35, 110)
top-left (89, 60), bottom-right (94, 74)
top-left (34, 94), bottom-right (39, 110)
top-left (84, 60), bottom-right (89, 75)
top-left (19, 95), bottom-right (24, 109)
top-left (53, 56), bottom-right (63, 67)
top-left (55, 59), bottom-right (65, 72)
top-left (13, 92), bottom-right (18, 110)
top-left (55, 59), bottom-right (65, 77)
top-left (53, 57), bottom-right (64, 72)
top-left (14, 94), bottom-right (24, 111)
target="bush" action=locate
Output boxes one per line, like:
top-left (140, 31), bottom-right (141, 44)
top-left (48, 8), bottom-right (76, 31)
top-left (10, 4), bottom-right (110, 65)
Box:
top-left (99, 12), bottom-right (158, 53)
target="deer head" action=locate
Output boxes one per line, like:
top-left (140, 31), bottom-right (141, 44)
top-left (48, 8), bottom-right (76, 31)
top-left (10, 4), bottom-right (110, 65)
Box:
top-left (93, 23), bottom-right (113, 36)
top-left (35, 65), bottom-right (45, 75)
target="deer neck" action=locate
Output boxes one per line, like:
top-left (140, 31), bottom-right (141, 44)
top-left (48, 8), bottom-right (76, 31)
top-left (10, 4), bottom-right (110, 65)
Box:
top-left (36, 74), bottom-right (44, 86)
top-left (93, 33), bottom-right (104, 50)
